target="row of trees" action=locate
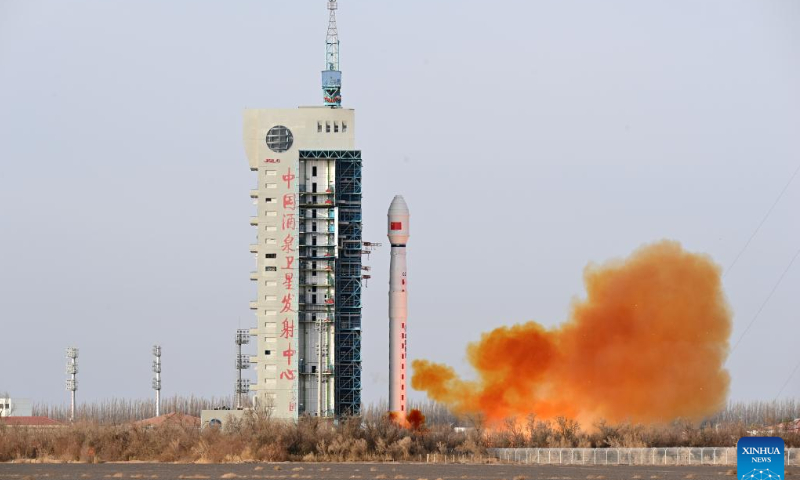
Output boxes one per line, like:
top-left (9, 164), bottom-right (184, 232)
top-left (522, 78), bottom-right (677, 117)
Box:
top-left (30, 396), bottom-right (800, 430)
top-left (32, 395), bottom-right (240, 424)
top-left (6, 397), bottom-right (794, 459)
top-left (2, 407), bottom-right (799, 463)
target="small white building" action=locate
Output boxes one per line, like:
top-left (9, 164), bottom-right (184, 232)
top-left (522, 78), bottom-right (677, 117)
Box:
top-left (0, 398), bottom-right (33, 417)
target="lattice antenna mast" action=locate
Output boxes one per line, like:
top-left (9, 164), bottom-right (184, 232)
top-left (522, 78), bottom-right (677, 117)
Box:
top-left (152, 345), bottom-right (161, 417)
top-left (65, 347), bottom-right (78, 422)
top-left (326, 0), bottom-right (339, 72)
top-left (322, 0), bottom-right (342, 107)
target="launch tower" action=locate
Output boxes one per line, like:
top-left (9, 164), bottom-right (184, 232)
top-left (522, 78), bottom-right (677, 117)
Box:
top-left (243, 0), bottom-right (365, 419)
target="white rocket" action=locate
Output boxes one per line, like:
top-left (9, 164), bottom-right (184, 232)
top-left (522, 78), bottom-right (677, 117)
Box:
top-left (388, 195), bottom-right (409, 415)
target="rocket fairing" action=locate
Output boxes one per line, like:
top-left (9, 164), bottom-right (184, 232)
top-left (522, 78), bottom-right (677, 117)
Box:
top-left (388, 195), bottom-right (409, 415)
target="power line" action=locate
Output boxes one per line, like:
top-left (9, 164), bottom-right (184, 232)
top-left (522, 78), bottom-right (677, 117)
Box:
top-left (774, 356), bottom-right (800, 400)
top-left (729, 246), bottom-right (800, 355)
top-left (724, 162), bottom-right (800, 278)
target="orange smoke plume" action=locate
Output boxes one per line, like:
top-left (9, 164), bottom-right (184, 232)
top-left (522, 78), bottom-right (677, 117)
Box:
top-left (406, 409), bottom-right (426, 431)
top-left (387, 409), bottom-right (426, 430)
top-left (412, 241), bottom-right (732, 426)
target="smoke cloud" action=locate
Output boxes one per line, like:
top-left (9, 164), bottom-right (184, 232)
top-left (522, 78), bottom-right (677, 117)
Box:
top-left (412, 240), bottom-right (732, 426)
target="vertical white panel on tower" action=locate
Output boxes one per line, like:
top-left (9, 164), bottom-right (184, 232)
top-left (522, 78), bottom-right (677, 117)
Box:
top-left (277, 160), bottom-right (300, 416)
top-left (387, 195), bottom-right (410, 416)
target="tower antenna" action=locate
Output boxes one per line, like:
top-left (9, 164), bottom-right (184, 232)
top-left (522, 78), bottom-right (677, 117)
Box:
top-left (322, 0), bottom-right (342, 107)
top-left (152, 345), bottom-right (162, 417)
top-left (235, 329), bottom-right (251, 409)
top-left (65, 347), bottom-right (78, 422)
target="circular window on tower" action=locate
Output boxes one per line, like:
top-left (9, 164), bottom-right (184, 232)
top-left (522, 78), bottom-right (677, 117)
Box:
top-left (265, 125), bottom-right (294, 153)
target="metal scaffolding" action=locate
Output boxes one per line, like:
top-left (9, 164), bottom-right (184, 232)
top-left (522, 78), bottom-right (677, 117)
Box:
top-left (335, 151), bottom-right (362, 417)
top-left (299, 150), bottom-right (362, 417)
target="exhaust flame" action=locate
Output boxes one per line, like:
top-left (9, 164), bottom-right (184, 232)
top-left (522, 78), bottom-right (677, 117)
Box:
top-left (412, 241), bottom-right (732, 425)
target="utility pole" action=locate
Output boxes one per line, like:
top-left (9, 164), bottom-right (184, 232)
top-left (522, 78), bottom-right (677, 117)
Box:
top-left (316, 319), bottom-right (323, 417)
top-left (65, 347), bottom-right (78, 422)
top-left (152, 345), bottom-right (162, 417)
top-left (235, 329), bottom-right (251, 409)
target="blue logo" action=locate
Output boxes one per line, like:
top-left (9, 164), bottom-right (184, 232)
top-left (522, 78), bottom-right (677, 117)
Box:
top-left (737, 437), bottom-right (784, 480)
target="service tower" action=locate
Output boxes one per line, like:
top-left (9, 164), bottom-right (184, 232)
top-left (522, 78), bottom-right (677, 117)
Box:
top-left (243, 0), bottom-right (364, 419)
top-left (387, 196), bottom-right (409, 415)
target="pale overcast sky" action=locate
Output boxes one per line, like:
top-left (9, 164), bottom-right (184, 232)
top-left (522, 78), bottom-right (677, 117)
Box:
top-left (1, 0), bottom-right (798, 409)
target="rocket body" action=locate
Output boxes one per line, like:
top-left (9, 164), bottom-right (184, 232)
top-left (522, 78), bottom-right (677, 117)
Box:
top-left (388, 195), bottom-right (409, 415)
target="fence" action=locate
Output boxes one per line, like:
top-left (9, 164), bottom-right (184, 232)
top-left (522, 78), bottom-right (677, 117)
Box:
top-left (488, 448), bottom-right (800, 466)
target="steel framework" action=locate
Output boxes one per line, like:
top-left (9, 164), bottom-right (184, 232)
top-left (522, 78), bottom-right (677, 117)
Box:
top-left (322, 0), bottom-right (342, 107)
top-left (300, 150), bottom-right (362, 417)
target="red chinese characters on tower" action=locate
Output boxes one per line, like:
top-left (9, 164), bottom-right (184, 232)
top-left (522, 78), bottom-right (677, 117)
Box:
top-left (282, 168), bottom-right (296, 189)
top-left (282, 214), bottom-right (296, 231)
top-left (282, 346), bottom-right (296, 366)
top-left (276, 164), bottom-right (299, 404)
top-left (280, 294), bottom-right (295, 313)
top-left (281, 234), bottom-right (296, 253)
top-left (283, 193), bottom-right (296, 210)
top-left (280, 319), bottom-right (295, 339)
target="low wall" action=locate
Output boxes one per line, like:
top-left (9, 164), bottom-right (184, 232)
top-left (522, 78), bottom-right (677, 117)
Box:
top-left (488, 447), bottom-right (799, 466)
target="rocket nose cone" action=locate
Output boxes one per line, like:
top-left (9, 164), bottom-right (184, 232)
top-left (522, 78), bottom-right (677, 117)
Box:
top-left (388, 195), bottom-right (409, 215)
top-left (388, 195), bottom-right (410, 243)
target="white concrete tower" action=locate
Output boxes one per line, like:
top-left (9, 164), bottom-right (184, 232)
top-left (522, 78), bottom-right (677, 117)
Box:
top-left (387, 195), bottom-right (409, 415)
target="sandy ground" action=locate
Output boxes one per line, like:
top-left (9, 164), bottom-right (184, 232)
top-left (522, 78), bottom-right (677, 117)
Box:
top-left (0, 463), bottom-right (797, 480)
